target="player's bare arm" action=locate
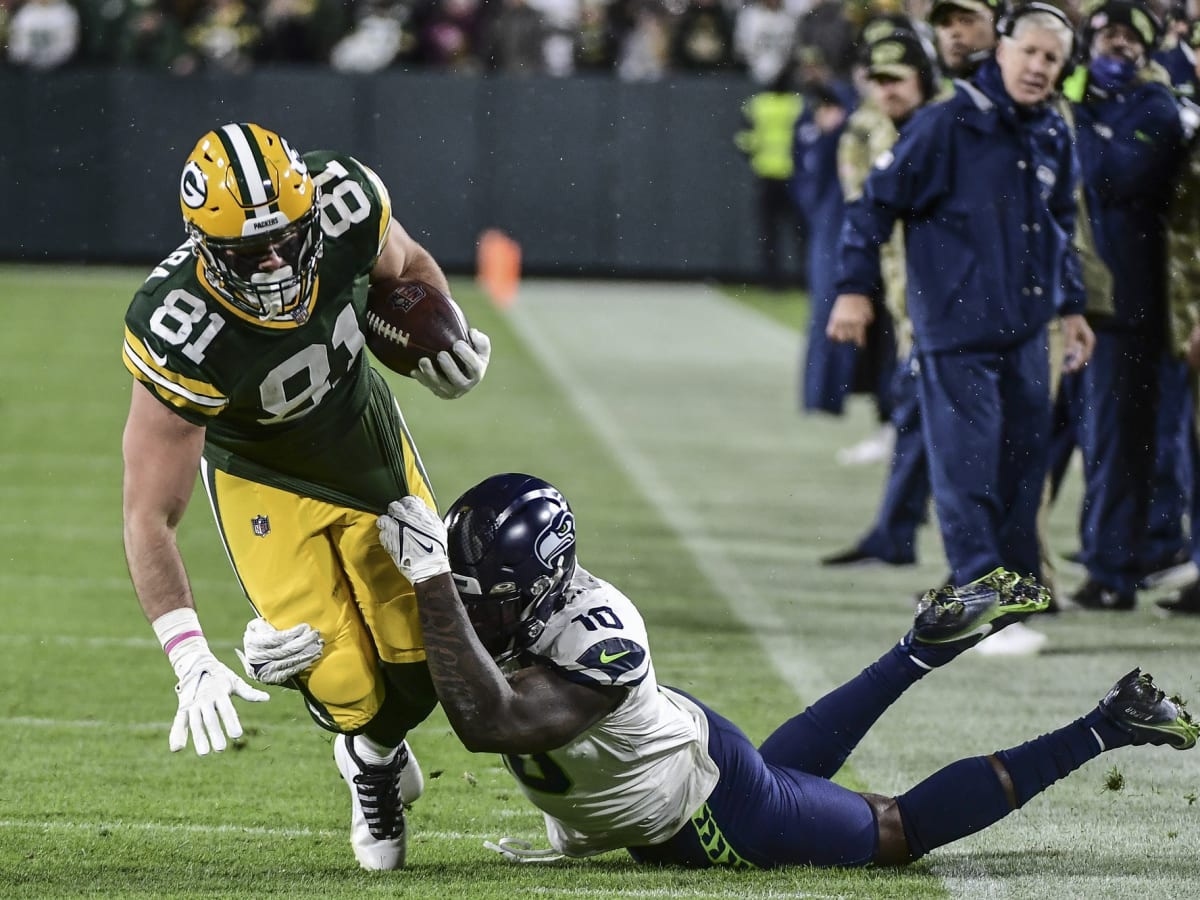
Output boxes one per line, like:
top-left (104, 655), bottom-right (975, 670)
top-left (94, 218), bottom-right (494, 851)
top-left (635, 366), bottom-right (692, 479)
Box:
top-left (413, 572), bottom-right (625, 754)
top-left (122, 383), bottom-right (268, 754)
top-left (369, 219), bottom-right (491, 399)
top-left (122, 383), bottom-right (207, 622)
top-left (371, 220), bottom-right (451, 296)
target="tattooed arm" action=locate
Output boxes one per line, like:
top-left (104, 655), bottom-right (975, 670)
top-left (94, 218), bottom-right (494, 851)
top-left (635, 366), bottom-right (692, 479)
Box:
top-left (413, 573), bottom-right (625, 754)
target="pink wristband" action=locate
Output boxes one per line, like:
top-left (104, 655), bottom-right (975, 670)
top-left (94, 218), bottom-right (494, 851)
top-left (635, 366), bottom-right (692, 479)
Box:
top-left (163, 629), bottom-right (204, 656)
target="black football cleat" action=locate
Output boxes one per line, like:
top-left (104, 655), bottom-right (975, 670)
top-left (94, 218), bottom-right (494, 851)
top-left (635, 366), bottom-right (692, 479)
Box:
top-left (1099, 669), bottom-right (1198, 750)
top-left (1156, 579), bottom-right (1200, 615)
top-left (821, 546), bottom-right (914, 568)
top-left (902, 568), bottom-right (1050, 664)
top-left (1137, 550), bottom-right (1196, 591)
top-left (1069, 578), bottom-right (1135, 611)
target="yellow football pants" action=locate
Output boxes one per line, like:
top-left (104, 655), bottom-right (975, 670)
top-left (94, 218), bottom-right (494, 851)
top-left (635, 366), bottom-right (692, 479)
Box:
top-left (201, 461), bottom-right (435, 732)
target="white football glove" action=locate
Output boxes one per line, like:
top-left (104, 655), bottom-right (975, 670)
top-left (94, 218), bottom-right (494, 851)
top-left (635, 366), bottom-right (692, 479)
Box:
top-left (411, 327), bottom-right (491, 399)
top-left (377, 496), bottom-right (451, 583)
top-left (168, 648), bottom-right (269, 756)
top-left (236, 618), bottom-right (324, 686)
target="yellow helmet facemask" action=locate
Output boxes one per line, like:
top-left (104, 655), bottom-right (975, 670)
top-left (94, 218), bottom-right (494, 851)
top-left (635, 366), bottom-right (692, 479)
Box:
top-left (180, 122), bottom-right (323, 322)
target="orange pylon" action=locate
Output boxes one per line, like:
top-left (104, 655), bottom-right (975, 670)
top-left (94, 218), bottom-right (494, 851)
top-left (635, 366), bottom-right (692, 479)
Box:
top-left (476, 229), bottom-right (522, 309)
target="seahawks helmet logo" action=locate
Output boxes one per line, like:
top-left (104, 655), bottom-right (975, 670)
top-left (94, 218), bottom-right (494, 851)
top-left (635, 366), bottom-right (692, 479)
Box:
top-left (535, 509), bottom-right (575, 570)
top-left (181, 161), bottom-right (207, 209)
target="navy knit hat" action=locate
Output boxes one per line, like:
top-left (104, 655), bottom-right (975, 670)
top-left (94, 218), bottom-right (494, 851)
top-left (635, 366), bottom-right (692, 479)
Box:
top-left (1082, 0), bottom-right (1163, 49)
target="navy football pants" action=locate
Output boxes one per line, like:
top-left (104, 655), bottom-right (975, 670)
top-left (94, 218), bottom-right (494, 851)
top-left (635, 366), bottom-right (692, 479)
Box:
top-left (1076, 330), bottom-right (1160, 592)
top-left (628, 689), bottom-right (878, 869)
top-left (858, 353), bottom-right (930, 565)
top-left (918, 336), bottom-right (1051, 584)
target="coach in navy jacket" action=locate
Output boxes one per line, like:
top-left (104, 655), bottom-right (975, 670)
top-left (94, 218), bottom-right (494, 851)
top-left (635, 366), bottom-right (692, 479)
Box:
top-left (830, 6), bottom-right (1094, 586)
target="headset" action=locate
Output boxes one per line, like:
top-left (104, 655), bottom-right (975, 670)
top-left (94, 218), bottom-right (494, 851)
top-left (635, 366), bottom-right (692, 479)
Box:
top-left (993, 1), bottom-right (1080, 79)
top-left (993, 1), bottom-right (1080, 61)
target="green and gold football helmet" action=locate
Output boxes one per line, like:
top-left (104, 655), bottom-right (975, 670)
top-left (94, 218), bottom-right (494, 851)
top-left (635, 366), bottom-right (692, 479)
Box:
top-left (180, 122), bottom-right (322, 322)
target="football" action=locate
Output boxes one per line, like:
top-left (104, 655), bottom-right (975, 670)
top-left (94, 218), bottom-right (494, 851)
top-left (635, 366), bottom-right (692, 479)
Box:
top-left (363, 277), bottom-right (470, 377)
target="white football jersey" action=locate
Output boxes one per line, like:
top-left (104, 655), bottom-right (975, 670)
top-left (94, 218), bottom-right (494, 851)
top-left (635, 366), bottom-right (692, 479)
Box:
top-left (503, 565), bottom-right (720, 857)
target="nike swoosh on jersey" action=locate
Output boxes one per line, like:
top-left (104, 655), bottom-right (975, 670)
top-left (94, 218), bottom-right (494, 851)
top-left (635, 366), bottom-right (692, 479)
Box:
top-left (147, 345), bottom-right (169, 367)
top-left (599, 649), bottom-right (632, 664)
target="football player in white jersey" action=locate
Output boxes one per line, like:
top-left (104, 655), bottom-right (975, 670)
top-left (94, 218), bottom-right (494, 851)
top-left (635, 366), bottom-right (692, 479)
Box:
top-left (246, 474), bottom-right (1197, 869)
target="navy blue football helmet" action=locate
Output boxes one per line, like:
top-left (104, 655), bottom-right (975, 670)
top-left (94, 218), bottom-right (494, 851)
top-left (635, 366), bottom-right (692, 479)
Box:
top-left (444, 474), bottom-right (578, 661)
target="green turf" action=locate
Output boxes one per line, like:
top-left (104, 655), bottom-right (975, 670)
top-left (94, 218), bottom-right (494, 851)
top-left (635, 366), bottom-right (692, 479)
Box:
top-left (718, 283), bottom-right (810, 333)
top-left (1, 265), bottom-right (1198, 899)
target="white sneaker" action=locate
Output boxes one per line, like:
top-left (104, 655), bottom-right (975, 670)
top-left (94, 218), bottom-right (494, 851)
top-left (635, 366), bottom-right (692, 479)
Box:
top-left (969, 621), bottom-right (1048, 657)
top-left (334, 734), bottom-right (421, 870)
top-left (836, 424), bottom-right (896, 466)
top-left (398, 740), bottom-right (424, 804)
top-left (1140, 559), bottom-right (1198, 592)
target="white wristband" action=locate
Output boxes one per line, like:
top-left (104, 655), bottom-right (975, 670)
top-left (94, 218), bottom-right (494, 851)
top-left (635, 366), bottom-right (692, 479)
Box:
top-left (151, 608), bottom-right (210, 673)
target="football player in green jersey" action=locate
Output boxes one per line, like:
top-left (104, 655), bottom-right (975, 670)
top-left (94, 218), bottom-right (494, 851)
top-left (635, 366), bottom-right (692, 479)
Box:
top-left (120, 122), bottom-right (491, 870)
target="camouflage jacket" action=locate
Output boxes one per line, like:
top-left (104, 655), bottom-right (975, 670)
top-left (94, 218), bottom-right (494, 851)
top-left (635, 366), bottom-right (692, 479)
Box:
top-left (838, 99), bottom-right (911, 353)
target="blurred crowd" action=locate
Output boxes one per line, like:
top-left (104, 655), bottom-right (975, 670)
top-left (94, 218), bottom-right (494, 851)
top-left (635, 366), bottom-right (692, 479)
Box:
top-left (0, 0), bottom-right (921, 78)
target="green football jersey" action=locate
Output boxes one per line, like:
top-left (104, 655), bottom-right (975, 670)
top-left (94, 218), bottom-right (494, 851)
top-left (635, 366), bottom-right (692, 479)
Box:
top-left (123, 152), bottom-right (430, 513)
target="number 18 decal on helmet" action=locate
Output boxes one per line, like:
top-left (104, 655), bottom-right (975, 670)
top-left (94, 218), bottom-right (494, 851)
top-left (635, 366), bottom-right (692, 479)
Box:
top-left (180, 122), bottom-right (323, 324)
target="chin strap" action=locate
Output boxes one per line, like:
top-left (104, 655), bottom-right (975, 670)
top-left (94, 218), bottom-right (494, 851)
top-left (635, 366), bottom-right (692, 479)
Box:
top-left (483, 837), bottom-right (565, 864)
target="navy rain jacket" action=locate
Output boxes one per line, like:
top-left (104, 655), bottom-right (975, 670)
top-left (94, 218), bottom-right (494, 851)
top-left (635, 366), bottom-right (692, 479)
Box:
top-left (837, 59), bottom-right (1087, 353)
top-left (1073, 75), bottom-right (1184, 332)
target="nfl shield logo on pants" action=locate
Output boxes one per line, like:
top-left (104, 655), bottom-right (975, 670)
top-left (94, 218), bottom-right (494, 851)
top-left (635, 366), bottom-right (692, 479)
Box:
top-left (251, 515), bottom-right (271, 537)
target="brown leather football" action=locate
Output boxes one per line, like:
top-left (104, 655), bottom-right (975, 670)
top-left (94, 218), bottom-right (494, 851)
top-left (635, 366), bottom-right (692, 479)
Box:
top-left (364, 278), bottom-right (469, 377)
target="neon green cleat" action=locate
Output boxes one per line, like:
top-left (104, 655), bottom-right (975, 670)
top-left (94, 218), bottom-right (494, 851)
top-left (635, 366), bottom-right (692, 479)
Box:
top-left (901, 568), bottom-right (1050, 666)
top-left (1099, 669), bottom-right (1198, 750)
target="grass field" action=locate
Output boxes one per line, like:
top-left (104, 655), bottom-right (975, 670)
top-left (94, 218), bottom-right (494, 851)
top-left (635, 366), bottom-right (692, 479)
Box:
top-left (2, 264), bottom-right (1199, 899)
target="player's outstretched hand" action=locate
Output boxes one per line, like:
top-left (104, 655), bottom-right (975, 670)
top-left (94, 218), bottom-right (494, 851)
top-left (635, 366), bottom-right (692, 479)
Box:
top-left (412, 328), bottom-right (491, 399)
top-left (169, 651), bottom-right (269, 756)
top-left (378, 496), bottom-right (451, 584)
top-left (236, 618), bottom-right (324, 685)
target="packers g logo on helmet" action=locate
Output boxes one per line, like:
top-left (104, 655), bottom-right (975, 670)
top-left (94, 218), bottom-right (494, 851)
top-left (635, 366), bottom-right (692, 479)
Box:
top-left (180, 123), bottom-right (323, 323)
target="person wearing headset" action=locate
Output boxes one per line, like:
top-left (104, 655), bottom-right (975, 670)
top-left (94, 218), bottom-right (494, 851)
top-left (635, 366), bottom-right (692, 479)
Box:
top-left (831, 4), bottom-right (1095, 602)
top-left (1059, 1), bottom-right (1187, 611)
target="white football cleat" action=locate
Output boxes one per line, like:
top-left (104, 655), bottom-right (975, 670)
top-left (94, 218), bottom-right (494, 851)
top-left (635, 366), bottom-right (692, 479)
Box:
top-left (399, 740), bottom-right (424, 804)
top-left (836, 424), bottom-right (896, 466)
top-left (334, 734), bottom-right (421, 870)
top-left (969, 621), bottom-right (1048, 657)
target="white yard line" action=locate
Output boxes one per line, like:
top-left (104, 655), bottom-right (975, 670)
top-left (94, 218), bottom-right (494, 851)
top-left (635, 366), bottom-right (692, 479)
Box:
top-left (0, 634), bottom-right (160, 649)
top-left (0, 573), bottom-right (235, 593)
top-left (0, 818), bottom-right (502, 842)
top-left (1, 715), bottom-right (314, 733)
top-left (527, 889), bottom-right (849, 900)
